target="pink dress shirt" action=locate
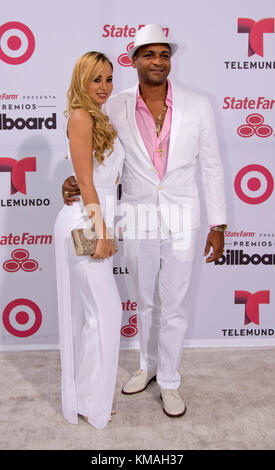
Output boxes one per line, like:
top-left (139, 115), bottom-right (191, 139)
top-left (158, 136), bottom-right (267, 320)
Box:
top-left (135, 81), bottom-right (224, 228)
top-left (135, 79), bottom-right (172, 181)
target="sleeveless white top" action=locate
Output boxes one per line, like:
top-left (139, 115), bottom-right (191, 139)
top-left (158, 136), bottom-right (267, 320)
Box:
top-left (65, 126), bottom-right (125, 189)
top-left (64, 118), bottom-right (125, 219)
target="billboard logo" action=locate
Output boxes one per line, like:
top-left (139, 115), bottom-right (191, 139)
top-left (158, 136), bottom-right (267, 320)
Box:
top-left (235, 290), bottom-right (270, 325)
top-left (2, 298), bottom-right (42, 337)
top-left (215, 249), bottom-right (275, 266)
top-left (238, 18), bottom-right (275, 57)
top-left (237, 114), bottom-right (273, 138)
top-left (0, 113), bottom-right (56, 130)
top-left (3, 249), bottom-right (38, 272)
top-left (0, 21), bottom-right (35, 65)
top-left (0, 157), bottom-right (36, 195)
top-left (234, 164), bottom-right (274, 204)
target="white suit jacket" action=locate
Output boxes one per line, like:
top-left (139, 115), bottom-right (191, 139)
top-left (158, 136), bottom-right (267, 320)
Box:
top-left (105, 82), bottom-right (226, 233)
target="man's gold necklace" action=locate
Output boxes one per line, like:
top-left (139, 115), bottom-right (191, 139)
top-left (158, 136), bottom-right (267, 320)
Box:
top-left (155, 100), bottom-right (167, 157)
top-left (155, 101), bottom-right (167, 136)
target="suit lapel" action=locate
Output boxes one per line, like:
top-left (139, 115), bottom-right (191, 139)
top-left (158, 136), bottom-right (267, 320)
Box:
top-left (165, 83), bottom-right (182, 175)
top-left (126, 86), bottom-right (153, 166)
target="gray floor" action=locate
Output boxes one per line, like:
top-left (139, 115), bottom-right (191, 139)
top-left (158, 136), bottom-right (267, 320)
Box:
top-left (0, 346), bottom-right (274, 450)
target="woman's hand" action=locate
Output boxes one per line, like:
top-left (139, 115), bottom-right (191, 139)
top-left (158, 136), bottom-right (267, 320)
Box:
top-left (91, 238), bottom-right (116, 260)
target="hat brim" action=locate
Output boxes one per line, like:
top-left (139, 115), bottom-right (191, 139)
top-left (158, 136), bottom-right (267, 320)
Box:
top-left (127, 42), bottom-right (178, 60)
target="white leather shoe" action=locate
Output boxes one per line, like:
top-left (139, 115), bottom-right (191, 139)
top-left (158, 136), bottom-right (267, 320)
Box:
top-left (122, 368), bottom-right (157, 395)
top-left (160, 389), bottom-right (186, 417)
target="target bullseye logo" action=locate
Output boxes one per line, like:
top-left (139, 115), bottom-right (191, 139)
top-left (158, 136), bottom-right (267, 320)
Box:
top-left (234, 164), bottom-right (274, 204)
top-left (3, 249), bottom-right (38, 272)
top-left (0, 21), bottom-right (35, 65)
top-left (237, 114), bottom-right (273, 138)
top-left (121, 314), bottom-right (138, 337)
top-left (2, 298), bottom-right (42, 337)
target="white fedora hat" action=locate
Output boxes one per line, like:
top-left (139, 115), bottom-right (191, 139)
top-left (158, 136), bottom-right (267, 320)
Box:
top-left (127, 24), bottom-right (178, 59)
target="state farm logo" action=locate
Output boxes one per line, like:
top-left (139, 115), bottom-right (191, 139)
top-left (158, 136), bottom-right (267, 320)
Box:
top-left (237, 114), bottom-right (273, 138)
top-left (118, 42), bottom-right (134, 67)
top-left (234, 164), bottom-right (274, 204)
top-left (121, 299), bottom-right (138, 337)
top-left (2, 298), bottom-right (42, 337)
top-left (223, 96), bottom-right (275, 111)
top-left (0, 157), bottom-right (36, 195)
top-left (3, 249), bottom-right (38, 272)
top-left (235, 290), bottom-right (270, 325)
top-left (101, 24), bottom-right (170, 67)
top-left (0, 21), bottom-right (35, 65)
top-left (238, 18), bottom-right (275, 57)
top-left (0, 93), bottom-right (18, 100)
top-left (121, 314), bottom-right (138, 337)
top-left (0, 232), bottom-right (52, 246)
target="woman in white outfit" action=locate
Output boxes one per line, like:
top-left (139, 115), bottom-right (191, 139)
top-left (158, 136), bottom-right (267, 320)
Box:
top-left (54, 52), bottom-right (124, 429)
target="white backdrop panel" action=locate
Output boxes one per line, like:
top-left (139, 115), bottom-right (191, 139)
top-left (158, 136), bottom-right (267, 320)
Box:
top-left (0, 0), bottom-right (274, 350)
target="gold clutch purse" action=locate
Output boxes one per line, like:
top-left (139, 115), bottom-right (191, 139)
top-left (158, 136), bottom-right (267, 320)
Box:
top-left (71, 228), bottom-right (118, 256)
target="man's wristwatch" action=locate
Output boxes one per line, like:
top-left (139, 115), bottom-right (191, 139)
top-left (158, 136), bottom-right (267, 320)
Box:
top-left (210, 224), bottom-right (227, 233)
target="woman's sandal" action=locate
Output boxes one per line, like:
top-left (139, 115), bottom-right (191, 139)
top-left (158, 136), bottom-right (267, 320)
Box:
top-left (80, 410), bottom-right (116, 423)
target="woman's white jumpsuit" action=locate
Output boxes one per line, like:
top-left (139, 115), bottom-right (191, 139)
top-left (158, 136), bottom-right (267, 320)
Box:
top-left (54, 138), bottom-right (125, 429)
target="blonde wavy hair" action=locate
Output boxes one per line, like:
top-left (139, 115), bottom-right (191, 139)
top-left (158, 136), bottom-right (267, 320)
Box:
top-left (65, 51), bottom-right (117, 164)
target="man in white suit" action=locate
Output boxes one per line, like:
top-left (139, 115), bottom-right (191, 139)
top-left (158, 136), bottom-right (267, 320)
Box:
top-left (62, 24), bottom-right (227, 418)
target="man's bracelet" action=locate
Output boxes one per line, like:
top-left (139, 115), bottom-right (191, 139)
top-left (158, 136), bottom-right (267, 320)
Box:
top-left (210, 224), bottom-right (227, 233)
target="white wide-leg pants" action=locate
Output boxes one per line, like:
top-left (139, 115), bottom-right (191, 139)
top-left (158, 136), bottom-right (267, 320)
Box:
top-left (123, 230), bottom-right (198, 389)
top-left (54, 201), bottom-right (122, 430)
top-left (69, 243), bottom-right (122, 428)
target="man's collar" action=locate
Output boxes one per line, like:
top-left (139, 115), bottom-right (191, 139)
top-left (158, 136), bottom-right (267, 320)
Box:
top-left (136, 79), bottom-right (172, 108)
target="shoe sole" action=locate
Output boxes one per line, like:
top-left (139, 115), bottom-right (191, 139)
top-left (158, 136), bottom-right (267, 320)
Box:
top-left (160, 394), bottom-right (187, 418)
top-left (121, 375), bottom-right (156, 395)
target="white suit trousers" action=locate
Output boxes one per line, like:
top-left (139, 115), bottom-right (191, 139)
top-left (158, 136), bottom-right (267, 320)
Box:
top-left (123, 230), bottom-right (198, 389)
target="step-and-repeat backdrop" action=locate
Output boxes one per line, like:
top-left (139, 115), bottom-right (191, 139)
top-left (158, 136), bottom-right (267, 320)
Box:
top-left (0, 0), bottom-right (274, 351)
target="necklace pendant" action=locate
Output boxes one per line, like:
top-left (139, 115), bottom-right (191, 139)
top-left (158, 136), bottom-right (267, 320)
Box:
top-left (156, 144), bottom-right (164, 157)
